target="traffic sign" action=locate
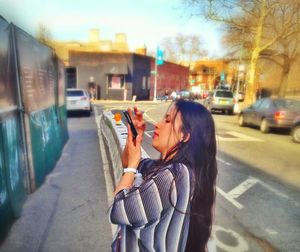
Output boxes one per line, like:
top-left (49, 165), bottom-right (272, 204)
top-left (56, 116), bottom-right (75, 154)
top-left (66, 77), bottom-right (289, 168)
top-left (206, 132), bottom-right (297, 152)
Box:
top-left (156, 48), bottom-right (164, 65)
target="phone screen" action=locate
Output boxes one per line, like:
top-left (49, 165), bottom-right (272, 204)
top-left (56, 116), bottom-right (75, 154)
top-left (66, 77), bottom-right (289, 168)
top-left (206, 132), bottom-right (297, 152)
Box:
top-left (123, 111), bottom-right (138, 139)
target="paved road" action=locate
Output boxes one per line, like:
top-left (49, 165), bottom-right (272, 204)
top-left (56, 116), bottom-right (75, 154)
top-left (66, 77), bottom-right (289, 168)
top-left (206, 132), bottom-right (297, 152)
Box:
top-left (99, 101), bottom-right (300, 252)
top-left (0, 112), bottom-right (112, 252)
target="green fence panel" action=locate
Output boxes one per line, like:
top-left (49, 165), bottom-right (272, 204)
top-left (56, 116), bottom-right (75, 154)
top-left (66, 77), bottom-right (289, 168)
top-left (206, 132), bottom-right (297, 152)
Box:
top-left (2, 116), bottom-right (26, 218)
top-left (58, 105), bottom-right (69, 146)
top-left (29, 106), bottom-right (67, 187)
top-left (51, 107), bottom-right (62, 162)
top-left (44, 108), bottom-right (56, 174)
top-left (29, 111), bottom-right (47, 187)
top-left (0, 115), bottom-right (27, 241)
top-left (0, 125), bottom-right (13, 242)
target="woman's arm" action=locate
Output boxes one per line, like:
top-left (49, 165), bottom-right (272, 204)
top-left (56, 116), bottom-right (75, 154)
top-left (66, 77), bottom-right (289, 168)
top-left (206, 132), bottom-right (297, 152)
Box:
top-left (110, 163), bottom-right (191, 228)
top-left (121, 106), bottom-right (145, 168)
top-left (109, 168), bottom-right (176, 227)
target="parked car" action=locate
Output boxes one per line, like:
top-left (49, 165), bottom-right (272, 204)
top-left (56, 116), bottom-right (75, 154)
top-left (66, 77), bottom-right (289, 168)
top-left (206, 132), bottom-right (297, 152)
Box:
top-left (204, 89), bottom-right (235, 114)
top-left (238, 98), bottom-right (300, 133)
top-left (291, 116), bottom-right (300, 143)
top-left (66, 88), bottom-right (91, 116)
top-left (176, 90), bottom-right (192, 100)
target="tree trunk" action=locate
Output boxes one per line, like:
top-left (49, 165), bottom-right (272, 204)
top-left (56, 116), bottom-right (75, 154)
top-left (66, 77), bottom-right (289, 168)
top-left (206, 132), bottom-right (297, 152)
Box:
top-left (278, 57), bottom-right (290, 98)
top-left (244, 0), bottom-right (267, 105)
top-left (245, 49), bottom-right (260, 105)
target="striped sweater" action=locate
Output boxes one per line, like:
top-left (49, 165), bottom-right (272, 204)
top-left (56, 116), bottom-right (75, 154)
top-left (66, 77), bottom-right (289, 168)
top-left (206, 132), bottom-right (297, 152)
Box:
top-left (109, 159), bottom-right (193, 252)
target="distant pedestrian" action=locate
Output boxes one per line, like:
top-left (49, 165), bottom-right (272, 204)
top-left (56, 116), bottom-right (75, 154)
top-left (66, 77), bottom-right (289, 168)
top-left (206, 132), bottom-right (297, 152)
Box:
top-left (171, 90), bottom-right (177, 101)
top-left (255, 88), bottom-right (261, 100)
top-left (109, 100), bottom-right (218, 252)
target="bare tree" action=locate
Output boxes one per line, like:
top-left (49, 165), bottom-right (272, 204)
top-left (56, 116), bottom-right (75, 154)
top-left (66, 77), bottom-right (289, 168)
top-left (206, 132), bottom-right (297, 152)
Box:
top-left (183, 0), bottom-right (300, 103)
top-left (161, 33), bottom-right (207, 65)
top-left (260, 1), bottom-right (300, 97)
top-left (36, 23), bottom-right (52, 46)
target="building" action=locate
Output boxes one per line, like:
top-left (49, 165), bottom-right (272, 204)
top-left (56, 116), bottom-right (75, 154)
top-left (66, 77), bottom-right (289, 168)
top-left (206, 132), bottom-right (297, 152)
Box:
top-left (51, 29), bottom-right (189, 101)
top-left (150, 59), bottom-right (189, 99)
top-left (68, 50), bottom-right (189, 101)
top-left (68, 51), bottom-right (151, 100)
top-left (51, 29), bottom-right (129, 66)
top-left (189, 60), bottom-right (231, 91)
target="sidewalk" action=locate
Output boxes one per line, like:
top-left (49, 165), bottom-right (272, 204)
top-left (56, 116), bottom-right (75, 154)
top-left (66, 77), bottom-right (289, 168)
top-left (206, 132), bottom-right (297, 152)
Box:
top-left (0, 115), bottom-right (112, 252)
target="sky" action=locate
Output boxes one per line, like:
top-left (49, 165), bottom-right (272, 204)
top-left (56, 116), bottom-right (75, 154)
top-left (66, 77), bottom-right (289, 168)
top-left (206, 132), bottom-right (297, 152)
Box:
top-left (0, 0), bottom-right (225, 58)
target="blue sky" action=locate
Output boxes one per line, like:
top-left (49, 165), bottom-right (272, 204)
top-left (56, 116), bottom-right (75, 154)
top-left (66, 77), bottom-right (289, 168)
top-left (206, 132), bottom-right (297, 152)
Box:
top-left (0, 0), bottom-right (225, 57)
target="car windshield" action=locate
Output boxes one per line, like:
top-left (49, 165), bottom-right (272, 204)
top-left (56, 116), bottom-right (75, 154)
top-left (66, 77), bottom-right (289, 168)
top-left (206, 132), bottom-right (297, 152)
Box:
top-left (274, 99), bottom-right (300, 110)
top-left (215, 91), bottom-right (233, 98)
top-left (67, 90), bottom-right (84, 97)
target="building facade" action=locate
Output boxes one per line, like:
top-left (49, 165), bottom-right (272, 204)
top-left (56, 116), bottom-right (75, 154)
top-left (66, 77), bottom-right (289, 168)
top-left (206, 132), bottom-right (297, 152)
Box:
top-left (189, 60), bottom-right (231, 91)
top-left (51, 29), bottom-right (129, 66)
top-left (150, 59), bottom-right (189, 99)
top-left (68, 51), bottom-right (151, 100)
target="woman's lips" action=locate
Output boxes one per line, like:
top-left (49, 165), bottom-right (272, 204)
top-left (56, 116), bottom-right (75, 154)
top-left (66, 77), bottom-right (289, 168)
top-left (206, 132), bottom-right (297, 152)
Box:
top-left (153, 132), bottom-right (159, 138)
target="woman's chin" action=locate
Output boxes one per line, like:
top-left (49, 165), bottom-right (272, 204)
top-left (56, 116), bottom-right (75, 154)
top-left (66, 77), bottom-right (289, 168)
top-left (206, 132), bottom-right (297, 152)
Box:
top-left (151, 141), bottom-right (159, 151)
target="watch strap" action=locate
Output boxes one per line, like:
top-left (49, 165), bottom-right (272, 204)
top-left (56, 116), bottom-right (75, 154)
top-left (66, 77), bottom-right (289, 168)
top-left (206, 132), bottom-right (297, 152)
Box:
top-left (123, 167), bottom-right (137, 174)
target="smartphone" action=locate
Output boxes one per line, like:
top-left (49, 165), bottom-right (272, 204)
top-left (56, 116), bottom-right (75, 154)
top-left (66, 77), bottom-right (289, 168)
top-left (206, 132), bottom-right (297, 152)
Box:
top-left (123, 111), bottom-right (138, 139)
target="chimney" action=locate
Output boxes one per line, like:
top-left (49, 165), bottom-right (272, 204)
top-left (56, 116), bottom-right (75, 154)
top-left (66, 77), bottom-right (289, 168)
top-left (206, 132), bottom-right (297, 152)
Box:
top-left (89, 29), bottom-right (100, 43)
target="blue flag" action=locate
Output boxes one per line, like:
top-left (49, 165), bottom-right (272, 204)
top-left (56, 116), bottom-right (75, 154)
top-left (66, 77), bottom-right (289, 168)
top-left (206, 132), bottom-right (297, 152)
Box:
top-left (156, 48), bottom-right (164, 65)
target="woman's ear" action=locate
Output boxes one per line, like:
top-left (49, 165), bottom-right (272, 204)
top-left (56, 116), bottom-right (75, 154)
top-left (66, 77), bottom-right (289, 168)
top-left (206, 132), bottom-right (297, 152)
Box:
top-left (181, 132), bottom-right (190, 143)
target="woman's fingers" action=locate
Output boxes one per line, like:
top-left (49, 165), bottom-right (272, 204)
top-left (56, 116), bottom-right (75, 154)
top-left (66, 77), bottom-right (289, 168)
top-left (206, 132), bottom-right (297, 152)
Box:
top-left (126, 125), bottom-right (142, 168)
top-left (127, 106), bottom-right (145, 133)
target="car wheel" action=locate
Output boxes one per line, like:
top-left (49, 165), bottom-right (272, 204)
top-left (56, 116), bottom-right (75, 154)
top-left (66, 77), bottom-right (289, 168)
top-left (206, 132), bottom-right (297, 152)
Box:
top-left (238, 114), bottom-right (245, 126)
top-left (260, 119), bottom-right (270, 133)
top-left (291, 125), bottom-right (300, 143)
top-left (228, 109), bottom-right (234, 115)
top-left (86, 111), bottom-right (91, 117)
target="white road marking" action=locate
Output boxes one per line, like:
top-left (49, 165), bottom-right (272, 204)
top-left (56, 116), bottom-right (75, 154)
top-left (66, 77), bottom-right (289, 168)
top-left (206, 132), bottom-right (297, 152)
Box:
top-left (228, 178), bottom-right (258, 199)
top-left (217, 131), bottom-right (264, 142)
top-left (257, 179), bottom-right (290, 200)
top-left (217, 176), bottom-right (291, 210)
top-left (144, 130), bottom-right (154, 138)
top-left (216, 187), bottom-right (244, 209)
top-left (143, 112), bottom-right (157, 124)
top-left (216, 157), bottom-right (231, 166)
top-left (265, 228), bottom-right (278, 235)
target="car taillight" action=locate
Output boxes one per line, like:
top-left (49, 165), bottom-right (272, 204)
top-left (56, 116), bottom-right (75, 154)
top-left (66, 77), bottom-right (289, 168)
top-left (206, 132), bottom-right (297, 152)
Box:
top-left (80, 97), bottom-right (87, 101)
top-left (274, 111), bottom-right (285, 119)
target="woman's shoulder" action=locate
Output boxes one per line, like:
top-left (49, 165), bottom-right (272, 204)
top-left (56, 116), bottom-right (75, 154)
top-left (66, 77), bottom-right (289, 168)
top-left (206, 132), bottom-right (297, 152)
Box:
top-left (168, 162), bottom-right (191, 177)
top-left (138, 158), bottom-right (157, 174)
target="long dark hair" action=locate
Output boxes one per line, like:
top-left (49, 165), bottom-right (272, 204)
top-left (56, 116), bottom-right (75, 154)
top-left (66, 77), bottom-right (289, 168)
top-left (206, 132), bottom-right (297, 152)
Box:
top-left (163, 99), bottom-right (218, 252)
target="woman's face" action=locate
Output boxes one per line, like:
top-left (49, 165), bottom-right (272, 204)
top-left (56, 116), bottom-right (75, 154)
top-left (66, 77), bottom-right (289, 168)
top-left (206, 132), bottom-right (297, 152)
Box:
top-left (152, 105), bottom-right (183, 158)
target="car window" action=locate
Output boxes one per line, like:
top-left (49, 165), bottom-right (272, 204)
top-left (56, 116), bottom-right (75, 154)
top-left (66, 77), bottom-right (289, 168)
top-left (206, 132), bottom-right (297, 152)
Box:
top-left (252, 99), bottom-right (264, 109)
top-left (274, 99), bottom-right (300, 110)
top-left (215, 90), bottom-right (233, 98)
top-left (67, 90), bottom-right (84, 96)
top-left (259, 99), bottom-right (271, 110)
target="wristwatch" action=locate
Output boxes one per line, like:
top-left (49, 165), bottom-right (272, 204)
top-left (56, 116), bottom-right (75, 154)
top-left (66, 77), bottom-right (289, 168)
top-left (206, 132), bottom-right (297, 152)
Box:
top-left (123, 168), bottom-right (137, 174)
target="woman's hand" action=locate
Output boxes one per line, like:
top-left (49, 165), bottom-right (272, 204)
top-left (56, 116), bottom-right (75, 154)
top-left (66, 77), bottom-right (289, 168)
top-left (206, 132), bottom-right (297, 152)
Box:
top-left (121, 106), bottom-right (145, 168)
top-left (128, 106), bottom-right (146, 138)
top-left (126, 124), bottom-right (142, 168)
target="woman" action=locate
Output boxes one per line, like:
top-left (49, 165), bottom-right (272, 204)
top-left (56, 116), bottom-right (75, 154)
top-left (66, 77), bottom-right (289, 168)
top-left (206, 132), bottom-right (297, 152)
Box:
top-left (109, 99), bottom-right (217, 252)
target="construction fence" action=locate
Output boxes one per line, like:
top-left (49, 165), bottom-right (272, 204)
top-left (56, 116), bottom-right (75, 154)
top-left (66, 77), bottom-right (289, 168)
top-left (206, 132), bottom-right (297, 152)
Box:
top-left (0, 16), bottom-right (68, 241)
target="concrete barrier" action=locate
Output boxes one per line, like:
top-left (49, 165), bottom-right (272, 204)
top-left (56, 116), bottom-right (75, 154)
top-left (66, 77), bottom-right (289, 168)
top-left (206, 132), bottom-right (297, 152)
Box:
top-left (99, 110), bottom-right (149, 185)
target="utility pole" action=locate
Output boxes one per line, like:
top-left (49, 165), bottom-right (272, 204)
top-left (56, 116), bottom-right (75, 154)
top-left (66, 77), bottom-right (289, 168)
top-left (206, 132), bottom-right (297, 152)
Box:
top-left (234, 46), bottom-right (244, 113)
top-left (153, 48), bottom-right (164, 101)
top-left (153, 59), bottom-right (158, 101)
